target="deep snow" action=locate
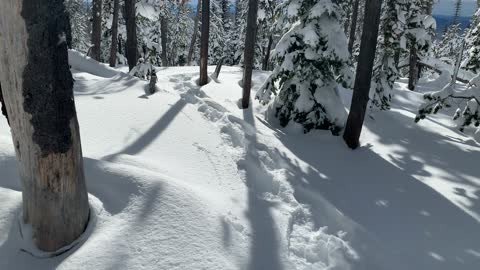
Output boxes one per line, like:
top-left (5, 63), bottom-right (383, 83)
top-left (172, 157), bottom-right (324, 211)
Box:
top-left (0, 51), bottom-right (479, 269)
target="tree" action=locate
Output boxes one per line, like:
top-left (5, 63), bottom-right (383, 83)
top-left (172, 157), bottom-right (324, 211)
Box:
top-left (406, 0), bottom-right (435, 90)
top-left (343, 0), bottom-right (383, 149)
top-left (348, 0), bottom-right (361, 54)
top-left (65, 0), bottom-right (89, 52)
top-left (0, 0), bottom-right (90, 251)
top-left (160, 15), bottom-right (168, 66)
top-left (126, 0), bottom-right (138, 70)
top-left (464, 8), bottom-right (480, 73)
top-left (91, 0), bottom-right (103, 61)
top-left (370, 0), bottom-right (406, 110)
top-left (209, 0), bottom-right (226, 65)
top-left (241, 0), bottom-right (259, 108)
top-left (257, 0), bottom-right (353, 134)
top-left (188, 1), bottom-right (202, 65)
top-left (199, 0), bottom-right (210, 86)
top-left (109, 0), bottom-right (120, 67)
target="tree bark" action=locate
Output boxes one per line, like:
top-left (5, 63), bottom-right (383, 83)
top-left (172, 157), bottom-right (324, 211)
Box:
top-left (343, 0), bottom-right (383, 149)
top-left (125, 0), bottom-right (138, 71)
top-left (160, 16), bottom-right (168, 67)
top-left (109, 0), bottom-right (120, 67)
top-left (199, 0), bottom-right (210, 86)
top-left (262, 35), bottom-right (273, 71)
top-left (408, 43), bottom-right (418, 90)
top-left (91, 0), bottom-right (103, 61)
top-left (348, 0), bottom-right (360, 54)
top-left (241, 0), bottom-right (259, 109)
top-left (0, 83), bottom-right (10, 125)
top-left (0, 0), bottom-right (90, 251)
top-left (187, 1), bottom-right (201, 66)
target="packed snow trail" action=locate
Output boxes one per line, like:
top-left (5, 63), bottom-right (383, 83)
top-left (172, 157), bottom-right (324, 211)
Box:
top-left (0, 52), bottom-right (479, 269)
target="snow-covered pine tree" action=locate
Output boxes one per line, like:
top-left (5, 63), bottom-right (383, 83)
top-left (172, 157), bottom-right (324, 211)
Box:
top-left (168, 2), bottom-right (194, 66)
top-left (464, 9), bottom-right (480, 73)
top-left (370, 0), bottom-right (408, 110)
top-left (257, 0), bottom-right (277, 70)
top-left (209, 0), bottom-right (226, 64)
top-left (65, 0), bottom-right (90, 52)
top-left (256, 0), bottom-right (353, 135)
top-left (433, 23), bottom-right (463, 65)
top-left (405, 0), bottom-right (436, 90)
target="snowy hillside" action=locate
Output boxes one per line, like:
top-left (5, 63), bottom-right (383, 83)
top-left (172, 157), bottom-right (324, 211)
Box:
top-left (1, 53), bottom-right (479, 270)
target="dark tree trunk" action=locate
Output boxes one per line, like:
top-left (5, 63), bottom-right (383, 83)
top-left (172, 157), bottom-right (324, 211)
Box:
top-left (344, 0), bottom-right (352, 34)
top-left (160, 16), bottom-right (168, 67)
top-left (348, 0), bottom-right (360, 54)
top-left (109, 0), bottom-right (120, 67)
top-left (199, 0), bottom-right (210, 86)
top-left (118, 34), bottom-right (123, 55)
top-left (394, 49), bottom-right (400, 67)
top-left (0, 83), bottom-right (9, 125)
top-left (262, 35), bottom-right (273, 71)
top-left (91, 0), bottom-right (103, 61)
top-left (0, 0), bottom-right (89, 252)
top-left (343, 0), bottom-right (383, 149)
top-left (188, 1), bottom-right (201, 66)
top-left (213, 57), bottom-right (225, 79)
top-left (125, 0), bottom-right (137, 71)
top-left (408, 43), bottom-right (418, 91)
top-left (241, 0), bottom-right (259, 109)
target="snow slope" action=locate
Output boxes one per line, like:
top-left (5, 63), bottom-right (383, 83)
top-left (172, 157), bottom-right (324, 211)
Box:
top-left (1, 52), bottom-right (479, 269)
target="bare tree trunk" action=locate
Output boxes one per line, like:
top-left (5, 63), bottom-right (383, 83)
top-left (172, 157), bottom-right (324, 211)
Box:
top-left (241, 0), bottom-right (259, 109)
top-left (0, 0), bottom-right (89, 252)
top-left (125, 0), bottom-right (138, 71)
top-left (343, 0), bottom-right (383, 149)
top-left (91, 0), bottom-right (103, 61)
top-left (187, 1), bottom-right (201, 66)
top-left (348, 0), bottom-right (360, 54)
top-left (160, 16), bottom-right (168, 67)
top-left (408, 43), bottom-right (418, 91)
top-left (109, 0), bottom-right (120, 67)
top-left (262, 35), bottom-right (273, 71)
top-left (199, 0), bottom-right (210, 86)
top-left (213, 57), bottom-right (225, 79)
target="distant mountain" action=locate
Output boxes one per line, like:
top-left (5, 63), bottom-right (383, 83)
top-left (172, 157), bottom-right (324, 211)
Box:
top-left (433, 14), bottom-right (472, 36)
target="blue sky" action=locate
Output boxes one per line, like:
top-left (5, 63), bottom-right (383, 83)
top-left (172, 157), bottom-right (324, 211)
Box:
top-left (433, 0), bottom-right (477, 16)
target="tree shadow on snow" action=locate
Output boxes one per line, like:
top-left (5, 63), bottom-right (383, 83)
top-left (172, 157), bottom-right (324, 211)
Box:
top-left (271, 125), bottom-right (480, 270)
top-left (240, 107), bottom-right (284, 270)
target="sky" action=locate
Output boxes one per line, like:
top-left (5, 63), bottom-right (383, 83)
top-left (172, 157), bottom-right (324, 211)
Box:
top-left (433, 0), bottom-right (478, 17)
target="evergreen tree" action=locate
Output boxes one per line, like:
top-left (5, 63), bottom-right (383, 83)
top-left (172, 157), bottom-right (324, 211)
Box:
top-left (433, 23), bottom-right (463, 65)
top-left (65, 0), bottom-right (89, 52)
top-left (370, 0), bottom-right (408, 110)
top-left (209, 0), bottom-right (226, 64)
top-left (464, 9), bottom-right (480, 73)
top-left (257, 0), bottom-right (353, 134)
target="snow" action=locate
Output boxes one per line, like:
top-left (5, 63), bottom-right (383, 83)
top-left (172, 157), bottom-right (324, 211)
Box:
top-left (0, 51), bottom-right (480, 269)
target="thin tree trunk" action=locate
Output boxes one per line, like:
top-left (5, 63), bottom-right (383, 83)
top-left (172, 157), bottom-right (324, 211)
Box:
top-left (0, 0), bottom-right (89, 251)
top-left (125, 0), bottom-right (138, 71)
top-left (343, 0), bottom-right (383, 149)
top-left (241, 0), bottom-right (259, 109)
top-left (160, 16), bottom-right (168, 67)
top-left (199, 0), bottom-right (210, 86)
top-left (408, 43), bottom-right (418, 90)
top-left (188, 1), bottom-right (202, 65)
top-left (109, 0), bottom-right (120, 67)
top-left (262, 35), bottom-right (273, 71)
top-left (348, 0), bottom-right (360, 54)
top-left (91, 0), bottom-right (103, 61)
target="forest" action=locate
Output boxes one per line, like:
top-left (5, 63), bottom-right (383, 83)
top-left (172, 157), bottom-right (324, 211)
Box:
top-left (0, 0), bottom-right (480, 269)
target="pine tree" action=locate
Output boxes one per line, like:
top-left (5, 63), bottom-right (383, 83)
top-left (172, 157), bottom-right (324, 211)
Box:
top-left (65, 0), bottom-right (89, 52)
top-left (199, 0), bottom-right (210, 85)
top-left (464, 8), bottom-right (480, 73)
top-left (344, 0), bottom-right (383, 149)
top-left (370, 0), bottom-right (407, 110)
top-left (257, 0), bottom-right (353, 134)
top-left (209, 0), bottom-right (226, 64)
top-left (433, 23), bottom-right (463, 65)
top-left (126, 0), bottom-right (138, 70)
top-left (91, 0), bottom-right (103, 61)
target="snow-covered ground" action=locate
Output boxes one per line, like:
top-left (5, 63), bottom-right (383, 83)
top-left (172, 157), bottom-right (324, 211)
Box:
top-left (1, 52), bottom-right (479, 269)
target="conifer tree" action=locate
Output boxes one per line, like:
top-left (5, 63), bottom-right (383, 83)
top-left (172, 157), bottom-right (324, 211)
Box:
top-left (257, 0), bottom-right (353, 134)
